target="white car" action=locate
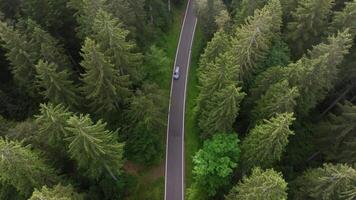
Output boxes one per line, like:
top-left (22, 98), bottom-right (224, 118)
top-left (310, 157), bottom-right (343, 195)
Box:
top-left (173, 66), bottom-right (180, 80)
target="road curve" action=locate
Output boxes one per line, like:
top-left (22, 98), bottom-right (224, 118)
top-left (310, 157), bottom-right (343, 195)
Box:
top-left (164, 0), bottom-right (197, 199)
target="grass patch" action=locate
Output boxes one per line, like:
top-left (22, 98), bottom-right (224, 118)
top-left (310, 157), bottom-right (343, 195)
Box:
top-left (185, 26), bottom-right (204, 187)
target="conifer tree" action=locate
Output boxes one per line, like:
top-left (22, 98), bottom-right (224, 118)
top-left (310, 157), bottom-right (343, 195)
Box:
top-left (241, 113), bottom-right (295, 171)
top-left (286, 0), bottom-right (334, 57)
top-left (199, 84), bottom-right (245, 136)
top-left (191, 134), bottom-right (240, 197)
top-left (252, 80), bottom-right (299, 123)
top-left (29, 184), bottom-right (84, 200)
top-left (80, 38), bottom-right (131, 114)
top-left (226, 168), bottom-right (288, 200)
top-left (92, 9), bottom-right (142, 82)
top-left (292, 163), bottom-right (356, 200)
top-left (230, 0), bottom-right (282, 82)
top-left (65, 114), bottom-right (124, 180)
top-left (199, 29), bottom-right (230, 68)
top-left (329, 0), bottom-right (356, 37)
top-left (0, 21), bottom-right (39, 94)
top-left (35, 60), bottom-right (80, 109)
top-left (0, 138), bottom-right (59, 196)
top-left (143, 45), bottom-right (170, 85)
top-left (35, 103), bottom-right (72, 148)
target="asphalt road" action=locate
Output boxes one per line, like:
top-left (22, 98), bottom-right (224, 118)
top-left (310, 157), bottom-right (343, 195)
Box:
top-left (164, 0), bottom-right (197, 199)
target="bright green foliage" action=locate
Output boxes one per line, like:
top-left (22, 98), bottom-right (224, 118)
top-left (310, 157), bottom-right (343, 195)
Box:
top-left (197, 52), bottom-right (243, 137)
top-left (192, 133), bottom-right (240, 197)
top-left (194, 0), bottom-right (228, 37)
top-left (92, 9), bottom-right (142, 82)
top-left (241, 113), bottom-right (295, 171)
top-left (0, 21), bottom-right (39, 94)
top-left (226, 168), bottom-right (288, 200)
top-left (0, 138), bottom-right (59, 196)
top-left (288, 30), bottom-right (352, 115)
top-left (65, 114), bottom-right (124, 179)
top-left (316, 101), bottom-right (356, 163)
top-left (126, 83), bottom-right (166, 164)
top-left (80, 38), bottom-right (131, 114)
top-left (199, 29), bottom-right (230, 68)
top-left (252, 80), bottom-right (299, 123)
top-left (230, 0), bottom-right (282, 82)
top-left (35, 103), bottom-right (72, 149)
top-left (29, 184), bottom-right (84, 200)
top-left (329, 0), bottom-right (356, 37)
top-left (35, 60), bottom-right (79, 109)
top-left (286, 0), bottom-right (334, 57)
top-left (143, 45), bottom-right (170, 85)
top-left (68, 0), bottom-right (107, 39)
top-left (293, 163), bottom-right (356, 200)
top-left (199, 84), bottom-right (245, 137)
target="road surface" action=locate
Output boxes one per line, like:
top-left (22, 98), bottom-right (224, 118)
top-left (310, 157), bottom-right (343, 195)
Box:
top-left (165, 0), bottom-right (197, 199)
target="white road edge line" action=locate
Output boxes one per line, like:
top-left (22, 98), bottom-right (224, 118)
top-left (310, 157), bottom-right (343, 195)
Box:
top-left (164, 0), bottom-right (192, 199)
top-left (182, 18), bottom-right (198, 200)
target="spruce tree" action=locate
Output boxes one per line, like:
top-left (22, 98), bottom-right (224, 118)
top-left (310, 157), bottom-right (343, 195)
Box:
top-left (251, 80), bottom-right (299, 123)
top-left (292, 163), bottom-right (356, 200)
top-left (241, 113), bottom-right (295, 171)
top-left (92, 9), bottom-right (142, 82)
top-left (329, 0), bottom-right (356, 37)
top-left (226, 168), bottom-right (288, 200)
top-left (230, 0), bottom-right (282, 82)
top-left (65, 114), bottom-right (124, 180)
top-left (35, 60), bottom-right (80, 109)
top-left (29, 184), bottom-right (84, 200)
top-left (286, 0), bottom-right (334, 57)
top-left (0, 138), bottom-right (59, 197)
top-left (80, 38), bottom-right (131, 114)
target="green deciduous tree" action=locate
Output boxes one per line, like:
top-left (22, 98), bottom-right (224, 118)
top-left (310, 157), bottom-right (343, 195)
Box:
top-left (226, 168), bottom-right (288, 200)
top-left (286, 0), bottom-right (334, 57)
top-left (190, 133), bottom-right (240, 197)
top-left (65, 114), bottom-right (124, 180)
top-left (80, 38), bottom-right (131, 114)
top-left (251, 80), bottom-right (299, 123)
top-left (241, 113), bottom-right (295, 171)
top-left (35, 60), bottom-right (80, 109)
top-left (292, 163), bottom-right (356, 200)
top-left (29, 184), bottom-right (84, 200)
top-left (0, 138), bottom-right (59, 197)
top-left (230, 0), bottom-right (282, 82)
top-left (92, 9), bottom-right (142, 82)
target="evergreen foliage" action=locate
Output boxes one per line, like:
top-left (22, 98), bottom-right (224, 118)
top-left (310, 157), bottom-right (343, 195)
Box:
top-left (29, 184), bottom-right (84, 200)
top-left (329, 0), bottom-right (356, 37)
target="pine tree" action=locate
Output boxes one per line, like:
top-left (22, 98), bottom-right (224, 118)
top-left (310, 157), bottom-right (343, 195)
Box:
top-left (0, 21), bottom-right (39, 94)
top-left (288, 30), bottom-right (352, 115)
top-left (230, 0), bottom-right (282, 82)
top-left (226, 168), bottom-right (288, 200)
top-left (0, 138), bottom-right (59, 197)
top-left (29, 184), bottom-right (84, 200)
top-left (35, 103), bottom-right (72, 149)
top-left (191, 133), bottom-right (240, 197)
top-left (199, 29), bottom-right (230, 68)
top-left (65, 114), bottom-right (124, 180)
top-left (80, 38), bottom-right (131, 114)
top-left (292, 163), bottom-right (356, 200)
top-left (199, 84), bottom-right (245, 137)
top-left (329, 0), bottom-right (356, 37)
top-left (35, 60), bottom-right (80, 109)
top-left (286, 0), bottom-right (334, 57)
top-left (251, 80), bottom-right (299, 123)
top-left (67, 0), bottom-right (107, 39)
top-left (92, 9), bottom-right (142, 82)
top-left (241, 113), bottom-right (295, 171)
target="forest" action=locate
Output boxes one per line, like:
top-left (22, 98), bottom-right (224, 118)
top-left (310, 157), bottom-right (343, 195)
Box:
top-left (0, 0), bottom-right (355, 199)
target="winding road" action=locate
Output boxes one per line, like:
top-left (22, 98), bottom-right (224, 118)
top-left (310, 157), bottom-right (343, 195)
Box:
top-left (164, 0), bottom-right (197, 199)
